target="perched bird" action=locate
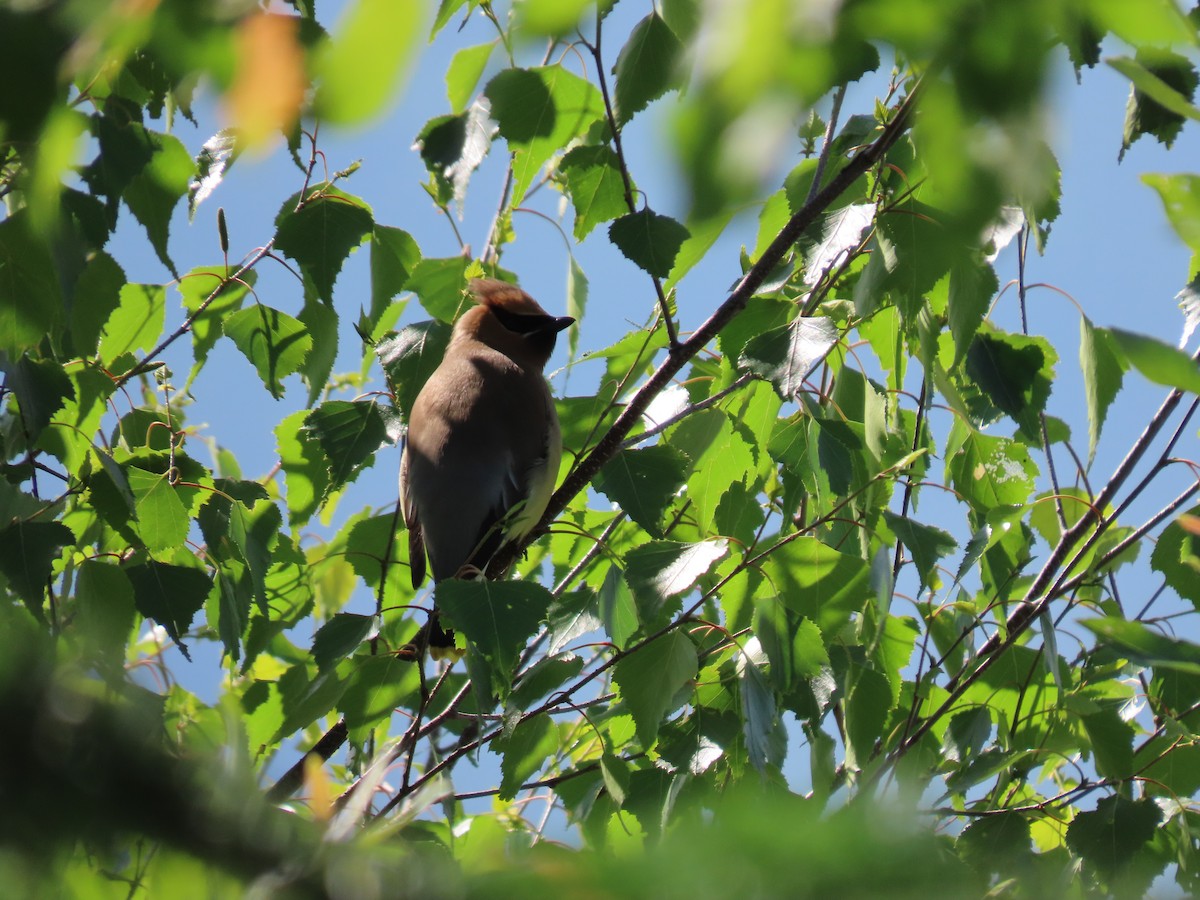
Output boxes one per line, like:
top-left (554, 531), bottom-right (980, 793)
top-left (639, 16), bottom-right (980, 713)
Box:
top-left (400, 278), bottom-right (573, 654)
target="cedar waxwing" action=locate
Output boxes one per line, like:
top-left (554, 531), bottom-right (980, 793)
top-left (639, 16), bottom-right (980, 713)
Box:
top-left (400, 278), bottom-right (574, 652)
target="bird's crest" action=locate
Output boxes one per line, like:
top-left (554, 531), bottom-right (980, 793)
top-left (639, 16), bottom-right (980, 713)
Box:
top-left (469, 278), bottom-right (550, 317)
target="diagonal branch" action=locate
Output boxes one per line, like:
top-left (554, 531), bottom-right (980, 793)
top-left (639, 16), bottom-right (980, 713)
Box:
top-left (486, 82), bottom-right (922, 578)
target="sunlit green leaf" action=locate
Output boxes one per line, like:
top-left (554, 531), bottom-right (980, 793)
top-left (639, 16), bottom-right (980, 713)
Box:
top-left (623, 539), bottom-right (728, 625)
top-left (613, 629), bottom-right (698, 748)
top-left (496, 715), bottom-right (558, 800)
top-left (559, 145), bottom-right (629, 240)
top-left (274, 185), bottom-right (374, 305)
top-left (485, 65), bottom-right (605, 204)
top-left (303, 398), bottom-right (392, 491)
top-left (99, 284), bottom-right (166, 366)
top-left (223, 304), bottom-right (312, 399)
top-left (311, 613), bottom-right (374, 672)
top-left (1109, 326), bottom-right (1200, 394)
top-left (1080, 317), bottom-right (1126, 466)
top-left (445, 42), bottom-right (494, 113)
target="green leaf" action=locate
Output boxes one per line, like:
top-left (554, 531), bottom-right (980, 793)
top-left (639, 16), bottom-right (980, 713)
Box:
top-left (124, 560), bottom-right (213, 659)
top-left (0, 213), bottom-right (62, 358)
top-left (516, 0), bottom-right (591, 36)
top-left (739, 316), bottom-right (838, 400)
top-left (717, 297), bottom-right (792, 363)
top-left (212, 559), bottom-right (251, 663)
top-left (274, 185), bottom-right (374, 305)
top-left (544, 589), bottom-right (601, 656)
top-left (303, 399), bottom-right (391, 491)
top-left (188, 129), bottom-right (240, 219)
top-left (599, 564), bottom-right (639, 648)
top-left (1081, 709), bottom-right (1135, 781)
top-left (223, 304), bottom-right (312, 399)
top-left (963, 329), bottom-right (1056, 434)
top-left (298, 295), bottom-right (339, 406)
top-left (566, 254), bottom-right (587, 358)
top-left (404, 256), bottom-right (470, 323)
top-left (432, 0), bottom-right (469, 37)
top-left (942, 708), bottom-right (991, 764)
top-left (311, 613), bottom-right (374, 673)
top-left (559, 145), bottom-right (629, 240)
top-left (509, 653), bottom-right (585, 712)
top-left (666, 211), bottom-right (733, 291)
top-left (738, 646), bottom-right (784, 772)
top-left (272, 663), bottom-right (347, 743)
top-left (1144, 172), bottom-right (1200, 253)
top-left (376, 321), bottom-right (453, 420)
top-left (669, 408), bottom-right (757, 533)
top-left (1112, 50), bottom-right (1200, 160)
top-left (98, 284), bottom-right (166, 366)
top-left (608, 208), bottom-right (690, 280)
top-left (496, 715), bottom-right (558, 801)
top-left (485, 65), bottom-right (605, 205)
top-left (595, 445), bottom-right (689, 538)
top-left (446, 42), bottom-right (494, 113)
top-left (227, 491), bottom-right (282, 613)
top-left (1082, 617), bottom-right (1200, 674)
top-left (0, 520), bottom-right (74, 619)
top-left (598, 752), bottom-right (631, 807)
top-left (126, 468), bottom-right (190, 555)
top-left (613, 13), bottom-right (684, 127)
top-left (341, 656), bottom-right (420, 734)
top-left (882, 512), bottom-right (957, 592)
top-left (69, 250), bottom-right (125, 357)
top-left (613, 630), bottom-right (698, 749)
top-left (74, 559), bottom-right (136, 676)
top-left (436, 580), bottom-right (553, 698)
top-left (415, 103), bottom-right (494, 210)
top-left (761, 537), bottom-right (870, 638)
top-left (1151, 509), bottom-right (1200, 609)
top-left (947, 255), bottom-right (998, 366)
top-left (624, 540), bottom-right (728, 626)
top-left (872, 200), bottom-right (963, 319)
top-left (276, 409), bottom-right (331, 526)
top-left (1065, 796), bottom-right (1162, 873)
top-left (368, 225), bottom-right (420, 329)
top-left (957, 815), bottom-right (1032, 875)
top-left (178, 267), bottom-right (255, 381)
top-left (1080, 317), bottom-right (1126, 467)
top-left (5, 354), bottom-right (74, 444)
top-left (801, 202), bottom-right (873, 284)
top-left (1109, 326), bottom-right (1200, 394)
top-left (753, 603), bottom-right (829, 705)
top-left (946, 430), bottom-right (1038, 514)
top-left (122, 129), bottom-right (194, 277)
top-left (844, 665), bottom-right (892, 772)
top-left (312, 0), bottom-right (421, 124)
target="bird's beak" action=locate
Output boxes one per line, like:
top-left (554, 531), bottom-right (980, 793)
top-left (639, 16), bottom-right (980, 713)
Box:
top-left (549, 316), bottom-right (575, 334)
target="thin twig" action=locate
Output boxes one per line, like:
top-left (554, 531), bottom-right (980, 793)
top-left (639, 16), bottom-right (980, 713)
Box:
top-left (585, 15), bottom-right (679, 349)
top-left (806, 84), bottom-right (848, 206)
top-left (621, 373), bottom-right (755, 448)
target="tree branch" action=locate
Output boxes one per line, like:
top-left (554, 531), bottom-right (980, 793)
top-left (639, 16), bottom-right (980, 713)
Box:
top-left (487, 82), bottom-right (923, 578)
